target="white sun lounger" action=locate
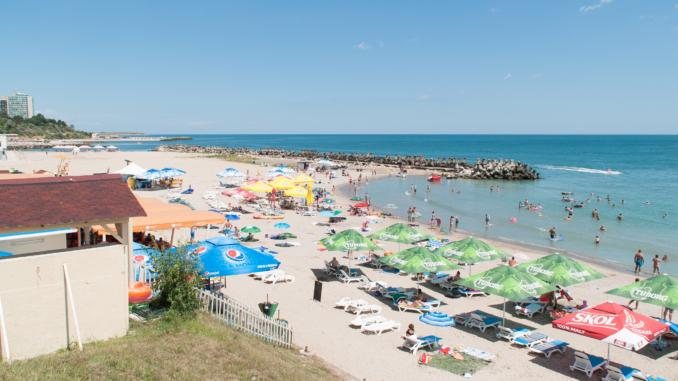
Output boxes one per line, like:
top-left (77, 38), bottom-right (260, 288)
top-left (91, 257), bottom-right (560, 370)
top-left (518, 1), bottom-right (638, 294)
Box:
top-left (347, 304), bottom-right (382, 315)
top-left (395, 300), bottom-right (442, 314)
top-left (631, 372), bottom-right (668, 381)
top-left (339, 270), bottom-right (362, 284)
top-left (361, 320), bottom-right (401, 335)
top-left (570, 351), bottom-right (607, 378)
top-left (370, 259), bottom-right (385, 268)
top-left (459, 288), bottom-right (490, 297)
top-left (334, 298), bottom-right (367, 310)
top-left (401, 335), bottom-right (442, 355)
top-left (262, 273), bottom-right (294, 284)
top-left (515, 303), bottom-right (545, 318)
top-left (349, 315), bottom-right (388, 329)
top-left (513, 332), bottom-right (550, 348)
top-left (602, 366), bottom-right (640, 381)
top-left (528, 340), bottom-right (569, 358)
top-left (253, 269), bottom-right (284, 280)
top-left (358, 276), bottom-right (385, 291)
top-left (496, 326), bottom-right (532, 342)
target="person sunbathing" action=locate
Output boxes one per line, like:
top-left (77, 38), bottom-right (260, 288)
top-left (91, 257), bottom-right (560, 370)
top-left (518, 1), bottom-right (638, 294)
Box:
top-left (452, 271), bottom-right (463, 281)
top-left (398, 299), bottom-right (423, 308)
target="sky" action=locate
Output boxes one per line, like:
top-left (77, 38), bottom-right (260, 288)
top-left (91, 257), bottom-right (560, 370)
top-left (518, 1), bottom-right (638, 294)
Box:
top-left (2, 1), bottom-right (677, 134)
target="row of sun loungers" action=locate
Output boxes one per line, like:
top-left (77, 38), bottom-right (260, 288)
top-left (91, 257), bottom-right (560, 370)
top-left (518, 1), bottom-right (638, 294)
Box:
top-left (250, 269), bottom-right (294, 284)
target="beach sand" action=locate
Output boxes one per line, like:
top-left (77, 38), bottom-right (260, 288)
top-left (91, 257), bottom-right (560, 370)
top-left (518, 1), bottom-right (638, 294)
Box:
top-left (3, 150), bottom-right (676, 381)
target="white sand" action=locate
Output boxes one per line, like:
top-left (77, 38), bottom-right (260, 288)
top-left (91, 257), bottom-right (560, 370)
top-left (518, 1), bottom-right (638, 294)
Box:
top-left (3, 151), bottom-right (676, 381)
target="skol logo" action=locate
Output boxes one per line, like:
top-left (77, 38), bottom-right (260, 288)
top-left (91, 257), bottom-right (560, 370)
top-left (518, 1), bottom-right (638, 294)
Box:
top-left (631, 287), bottom-right (668, 302)
top-left (422, 258), bottom-right (446, 271)
top-left (473, 277), bottom-right (503, 290)
top-left (343, 240), bottom-right (368, 250)
top-left (568, 268), bottom-right (590, 282)
top-left (519, 280), bottom-right (543, 295)
top-left (526, 264), bottom-right (554, 277)
top-left (379, 233), bottom-right (399, 240)
top-left (389, 255), bottom-right (408, 266)
top-left (476, 250), bottom-right (496, 260)
top-left (571, 313), bottom-right (618, 328)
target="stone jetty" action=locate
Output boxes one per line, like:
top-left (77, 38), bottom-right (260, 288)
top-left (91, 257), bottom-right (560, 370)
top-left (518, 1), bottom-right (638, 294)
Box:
top-left (154, 144), bottom-right (540, 180)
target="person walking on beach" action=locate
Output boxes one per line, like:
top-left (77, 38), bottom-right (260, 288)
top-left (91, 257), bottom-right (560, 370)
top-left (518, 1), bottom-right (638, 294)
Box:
top-left (634, 250), bottom-right (644, 274)
top-left (653, 255), bottom-right (662, 275)
top-left (628, 278), bottom-right (640, 310)
top-left (430, 212), bottom-right (436, 228)
top-left (450, 216), bottom-right (454, 230)
top-left (485, 214), bottom-right (490, 226)
top-left (549, 227), bottom-right (556, 239)
top-left (407, 207), bottom-right (412, 222)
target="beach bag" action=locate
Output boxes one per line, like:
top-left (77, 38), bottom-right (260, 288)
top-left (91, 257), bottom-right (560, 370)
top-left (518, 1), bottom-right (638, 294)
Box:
top-left (419, 353), bottom-right (432, 364)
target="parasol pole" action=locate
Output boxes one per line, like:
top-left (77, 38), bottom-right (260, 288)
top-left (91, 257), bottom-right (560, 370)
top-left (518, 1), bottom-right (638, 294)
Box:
top-left (503, 298), bottom-right (506, 325)
top-left (607, 343), bottom-right (610, 364)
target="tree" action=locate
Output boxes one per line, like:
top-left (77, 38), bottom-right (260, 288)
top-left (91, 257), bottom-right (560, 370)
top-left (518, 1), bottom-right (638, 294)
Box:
top-left (12, 115), bottom-right (24, 125)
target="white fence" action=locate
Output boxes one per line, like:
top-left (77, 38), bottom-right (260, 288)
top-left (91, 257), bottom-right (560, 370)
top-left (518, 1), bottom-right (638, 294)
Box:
top-left (196, 289), bottom-right (293, 348)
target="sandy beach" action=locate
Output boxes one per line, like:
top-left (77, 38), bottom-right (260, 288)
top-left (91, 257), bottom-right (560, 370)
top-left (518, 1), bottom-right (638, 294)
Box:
top-left (3, 150), bottom-right (676, 381)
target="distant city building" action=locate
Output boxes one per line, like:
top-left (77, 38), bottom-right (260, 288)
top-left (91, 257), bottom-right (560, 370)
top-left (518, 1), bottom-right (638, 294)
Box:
top-left (0, 96), bottom-right (7, 114)
top-left (6, 91), bottom-right (34, 118)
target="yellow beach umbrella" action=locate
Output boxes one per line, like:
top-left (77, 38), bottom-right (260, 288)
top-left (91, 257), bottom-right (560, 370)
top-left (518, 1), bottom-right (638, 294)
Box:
top-left (292, 174), bottom-right (316, 184)
top-left (268, 177), bottom-right (294, 190)
top-left (284, 186), bottom-right (308, 197)
top-left (243, 181), bottom-right (274, 193)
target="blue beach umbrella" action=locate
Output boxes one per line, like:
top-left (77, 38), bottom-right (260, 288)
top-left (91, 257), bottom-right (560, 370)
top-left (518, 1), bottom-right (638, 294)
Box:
top-left (216, 168), bottom-right (245, 178)
top-left (320, 211), bottom-right (334, 217)
top-left (419, 311), bottom-right (455, 340)
top-left (224, 214), bottom-right (240, 220)
top-left (274, 223), bottom-right (290, 229)
top-left (194, 236), bottom-right (280, 277)
top-left (159, 167), bottom-right (186, 177)
top-left (132, 242), bottom-right (161, 281)
top-left (135, 169), bottom-right (164, 179)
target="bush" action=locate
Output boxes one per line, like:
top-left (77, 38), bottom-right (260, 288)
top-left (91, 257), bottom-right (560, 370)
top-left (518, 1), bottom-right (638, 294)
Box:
top-left (147, 241), bottom-right (204, 320)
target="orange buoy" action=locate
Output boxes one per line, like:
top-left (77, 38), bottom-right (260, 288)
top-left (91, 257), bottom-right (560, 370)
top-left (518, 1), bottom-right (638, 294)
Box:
top-left (128, 281), bottom-right (152, 304)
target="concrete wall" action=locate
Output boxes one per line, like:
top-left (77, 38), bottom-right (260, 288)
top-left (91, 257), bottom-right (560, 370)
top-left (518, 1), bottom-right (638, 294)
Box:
top-left (0, 244), bottom-right (128, 360)
top-left (0, 233), bottom-right (66, 255)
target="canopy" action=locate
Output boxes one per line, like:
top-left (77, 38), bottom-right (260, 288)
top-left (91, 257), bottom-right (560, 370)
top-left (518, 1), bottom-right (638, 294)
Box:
top-left (268, 177), bottom-right (295, 190)
top-left (453, 265), bottom-right (557, 303)
top-left (113, 162), bottom-right (147, 176)
top-left (241, 226), bottom-right (261, 233)
top-left (354, 203), bottom-right (368, 208)
top-left (216, 168), bottom-right (245, 178)
top-left (142, 203), bottom-right (192, 213)
top-left (367, 222), bottom-right (435, 244)
top-left (270, 165), bottom-right (295, 173)
top-left (284, 186), bottom-right (308, 197)
top-left (195, 236), bottom-right (280, 277)
top-left (135, 169), bottom-right (164, 180)
top-left (378, 246), bottom-right (462, 273)
top-left (159, 167), bottom-right (185, 177)
top-left (516, 253), bottom-right (607, 287)
top-left (94, 210), bottom-right (226, 232)
top-left (316, 159), bottom-right (338, 166)
top-left (292, 174), bottom-right (316, 184)
top-left (552, 302), bottom-right (670, 352)
top-left (320, 229), bottom-right (382, 252)
top-left (92, 145), bottom-right (105, 149)
top-left (243, 181), bottom-right (274, 193)
top-left (274, 223), bottom-right (290, 229)
top-left (605, 274), bottom-right (678, 311)
top-left (436, 237), bottom-right (510, 265)
top-left (107, 145), bottom-right (117, 149)
top-left (419, 311), bottom-right (456, 327)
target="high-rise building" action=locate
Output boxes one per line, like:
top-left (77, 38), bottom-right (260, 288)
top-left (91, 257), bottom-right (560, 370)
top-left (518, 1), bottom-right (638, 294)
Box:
top-left (7, 91), bottom-right (34, 118)
top-left (0, 96), bottom-right (7, 115)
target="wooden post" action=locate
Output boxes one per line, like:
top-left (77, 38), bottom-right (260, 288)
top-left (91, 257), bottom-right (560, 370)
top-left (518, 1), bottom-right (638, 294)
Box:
top-left (63, 264), bottom-right (83, 351)
top-left (77, 228), bottom-right (81, 247)
top-left (169, 228), bottom-right (175, 248)
top-left (125, 219), bottom-right (134, 283)
top-left (0, 295), bottom-right (10, 363)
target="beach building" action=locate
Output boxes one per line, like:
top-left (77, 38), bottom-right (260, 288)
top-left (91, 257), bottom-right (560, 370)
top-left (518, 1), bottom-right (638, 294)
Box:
top-left (0, 96), bottom-right (7, 114)
top-left (0, 174), bottom-right (146, 360)
top-left (5, 91), bottom-right (34, 118)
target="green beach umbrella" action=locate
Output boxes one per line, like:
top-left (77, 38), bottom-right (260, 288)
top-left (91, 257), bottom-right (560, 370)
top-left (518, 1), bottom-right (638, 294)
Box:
top-left (333, 211), bottom-right (342, 215)
top-left (516, 253), bottom-right (607, 287)
top-left (350, 197), bottom-right (363, 201)
top-left (322, 199), bottom-right (336, 204)
top-left (408, 212), bottom-right (421, 218)
top-left (367, 223), bottom-right (435, 245)
top-left (320, 229), bottom-right (382, 252)
top-left (605, 275), bottom-right (678, 311)
top-left (241, 226), bottom-right (261, 233)
top-left (378, 246), bottom-right (462, 275)
top-left (436, 237), bottom-right (510, 274)
top-left (453, 266), bottom-right (557, 324)
top-left (440, 228), bottom-right (452, 234)
top-left (312, 187), bottom-right (324, 192)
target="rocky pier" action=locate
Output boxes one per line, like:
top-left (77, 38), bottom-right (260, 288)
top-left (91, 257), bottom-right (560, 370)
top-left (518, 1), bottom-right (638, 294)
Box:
top-left (153, 144), bottom-right (540, 180)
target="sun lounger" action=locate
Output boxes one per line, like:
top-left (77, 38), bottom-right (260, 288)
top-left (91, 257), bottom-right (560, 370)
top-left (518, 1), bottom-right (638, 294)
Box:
top-left (515, 303), bottom-right (545, 318)
top-left (514, 296), bottom-right (547, 307)
top-left (458, 345), bottom-right (497, 360)
top-left (253, 269), bottom-right (284, 280)
top-left (301, 210), bottom-right (318, 216)
top-left (459, 288), bottom-right (489, 297)
top-left (262, 273), bottom-right (294, 284)
top-left (631, 373), bottom-right (667, 381)
top-left (347, 304), bottom-right (382, 315)
top-left (570, 351), bottom-right (607, 377)
top-left (334, 298), bottom-right (367, 310)
top-left (339, 270), bottom-right (362, 284)
top-left (496, 326), bottom-right (531, 342)
top-left (358, 276), bottom-right (384, 291)
top-left (528, 340), bottom-right (569, 358)
top-left (370, 259), bottom-right (385, 268)
top-left (361, 320), bottom-right (401, 335)
top-left (383, 292), bottom-right (414, 302)
top-left (603, 365), bottom-right (640, 381)
top-left (394, 300), bottom-right (442, 314)
top-left (454, 311), bottom-right (486, 326)
top-left (468, 314), bottom-right (502, 332)
top-left (349, 315), bottom-right (388, 329)
top-left (513, 332), bottom-right (549, 348)
top-left (430, 273), bottom-right (451, 284)
top-left (401, 335), bottom-right (442, 354)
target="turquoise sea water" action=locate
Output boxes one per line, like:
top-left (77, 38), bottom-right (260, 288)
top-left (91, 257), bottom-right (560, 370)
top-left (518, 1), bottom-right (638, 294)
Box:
top-left (100, 134), bottom-right (678, 274)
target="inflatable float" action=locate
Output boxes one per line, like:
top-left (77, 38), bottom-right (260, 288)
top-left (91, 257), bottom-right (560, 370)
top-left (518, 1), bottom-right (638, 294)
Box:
top-left (396, 173), bottom-right (406, 178)
top-left (253, 215), bottom-right (285, 219)
top-left (128, 281), bottom-right (152, 304)
top-left (510, 218), bottom-right (517, 222)
top-left (550, 234), bottom-right (564, 241)
top-left (428, 175), bottom-right (442, 181)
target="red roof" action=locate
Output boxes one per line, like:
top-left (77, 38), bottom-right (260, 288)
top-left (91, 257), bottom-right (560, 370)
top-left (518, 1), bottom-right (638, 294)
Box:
top-left (0, 174), bottom-right (147, 228)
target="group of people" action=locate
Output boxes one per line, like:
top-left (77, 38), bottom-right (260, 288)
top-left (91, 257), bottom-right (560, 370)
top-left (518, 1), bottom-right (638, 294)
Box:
top-left (633, 250), bottom-right (669, 275)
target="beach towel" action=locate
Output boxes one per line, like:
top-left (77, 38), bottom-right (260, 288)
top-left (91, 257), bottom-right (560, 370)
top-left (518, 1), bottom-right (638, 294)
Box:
top-left (457, 345), bottom-right (496, 361)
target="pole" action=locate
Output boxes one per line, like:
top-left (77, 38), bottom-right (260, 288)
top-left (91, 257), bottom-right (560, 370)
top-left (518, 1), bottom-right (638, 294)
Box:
top-left (205, 224), bottom-right (211, 241)
top-left (63, 264), bottom-right (83, 351)
top-left (502, 298), bottom-right (506, 325)
top-left (0, 295), bottom-right (10, 363)
top-left (169, 228), bottom-right (175, 248)
top-left (607, 343), bottom-right (610, 364)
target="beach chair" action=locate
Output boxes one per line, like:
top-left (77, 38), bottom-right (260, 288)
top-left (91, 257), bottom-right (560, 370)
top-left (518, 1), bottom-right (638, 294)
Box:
top-left (496, 326), bottom-right (531, 343)
top-left (357, 276), bottom-right (384, 292)
top-left (301, 210), bottom-right (318, 217)
top-left (262, 273), bottom-right (294, 284)
top-left (347, 304), bottom-right (382, 315)
top-left (383, 292), bottom-right (414, 302)
top-left (603, 365), bottom-right (640, 381)
top-left (514, 296), bottom-right (547, 307)
top-left (401, 335), bottom-right (442, 355)
top-left (349, 315), bottom-right (388, 329)
top-left (430, 274), bottom-right (451, 286)
top-left (459, 288), bottom-right (489, 297)
top-left (528, 340), bottom-right (569, 358)
top-left (513, 332), bottom-right (549, 348)
top-left (468, 313), bottom-right (502, 332)
top-left (631, 373), bottom-right (667, 381)
top-left (253, 269), bottom-right (284, 280)
top-left (515, 303), bottom-right (545, 318)
top-left (166, 189), bottom-right (185, 201)
top-left (570, 351), bottom-right (607, 377)
top-left (370, 259), bottom-right (385, 268)
top-left (334, 298), bottom-right (367, 311)
top-left (361, 320), bottom-right (401, 335)
top-left (338, 269), bottom-right (362, 284)
top-left (395, 300), bottom-right (441, 314)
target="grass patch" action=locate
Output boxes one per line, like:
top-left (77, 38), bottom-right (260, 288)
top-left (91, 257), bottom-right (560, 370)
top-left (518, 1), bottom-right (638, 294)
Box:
top-left (0, 313), bottom-right (342, 381)
top-left (423, 353), bottom-right (489, 376)
top-left (206, 154), bottom-right (258, 164)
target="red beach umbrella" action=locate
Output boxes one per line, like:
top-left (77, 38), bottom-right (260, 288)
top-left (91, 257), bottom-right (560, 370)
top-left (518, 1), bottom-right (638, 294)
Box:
top-left (354, 203), bottom-right (368, 208)
top-left (235, 189), bottom-right (257, 199)
top-left (223, 188), bottom-right (244, 197)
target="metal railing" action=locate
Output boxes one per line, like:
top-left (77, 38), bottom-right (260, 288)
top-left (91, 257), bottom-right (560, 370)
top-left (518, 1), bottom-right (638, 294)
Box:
top-left (196, 289), bottom-right (293, 348)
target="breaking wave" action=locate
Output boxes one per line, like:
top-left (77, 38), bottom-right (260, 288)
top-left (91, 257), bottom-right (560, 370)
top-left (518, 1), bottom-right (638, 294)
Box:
top-left (535, 165), bottom-right (622, 175)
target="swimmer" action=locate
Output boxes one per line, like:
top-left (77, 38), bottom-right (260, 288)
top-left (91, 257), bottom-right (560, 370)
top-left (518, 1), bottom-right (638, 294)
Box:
top-left (592, 209), bottom-right (597, 217)
top-left (662, 254), bottom-right (669, 261)
top-left (549, 227), bottom-right (556, 239)
top-left (537, 203), bottom-right (541, 208)
top-left (621, 200), bottom-right (625, 204)
top-left (646, 201), bottom-right (650, 205)
top-left (490, 186), bottom-right (494, 192)
top-left (595, 236), bottom-right (600, 244)
top-left (663, 212), bottom-right (669, 219)
top-left (597, 197), bottom-right (601, 202)
top-left (617, 214), bottom-right (624, 220)
top-left (519, 202), bottom-right (523, 209)
top-left (586, 199), bottom-right (590, 203)
top-left (606, 195), bottom-right (610, 201)
top-left (485, 214), bottom-right (490, 225)
top-left (612, 204), bottom-right (615, 207)
top-left (600, 225), bottom-right (606, 231)
top-left (596, 214), bottom-right (600, 220)
top-left (591, 192), bottom-right (594, 196)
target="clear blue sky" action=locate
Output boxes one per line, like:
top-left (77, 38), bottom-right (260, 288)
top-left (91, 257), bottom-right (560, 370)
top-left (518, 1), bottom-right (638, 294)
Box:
top-left (3, 1), bottom-right (677, 134)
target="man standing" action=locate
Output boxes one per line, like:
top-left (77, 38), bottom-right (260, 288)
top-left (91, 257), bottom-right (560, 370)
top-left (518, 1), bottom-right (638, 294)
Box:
top-left (634, 250), bottom-right (644, 274)
top-left (627, 278), bottom-right (640, 310)
top-left (549, 227), bottom-right (556, 239)
top-left (653, 255), bottom-right (662, 275)
top-left (485, 214), bottom-right (490, 226)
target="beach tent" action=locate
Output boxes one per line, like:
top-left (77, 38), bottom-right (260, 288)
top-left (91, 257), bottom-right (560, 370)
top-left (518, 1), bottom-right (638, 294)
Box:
top-left (605, 274), bottom-right (678, 312)
top-left (316, 159), bottom-right (338, 167)
top-left (113, 162), bottom-right (147, 176)
top-left (195, 236), bottom-right (280, 277)
top-left (272, 165), bottom-right (295, 174)
top-left (453, 265), bottom-right (556, 324)
top-left (216, 168), bottom-right (245, 178)
top-left (93, 145), bottom-right (105, 149)
top-left (435, 237), bottom-right (510, 275)
top-left (515, 253), bottom-right (607, 287)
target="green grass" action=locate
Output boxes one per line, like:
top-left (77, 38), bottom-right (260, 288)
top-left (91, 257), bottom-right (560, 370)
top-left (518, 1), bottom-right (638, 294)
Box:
top-left (206, 154), bottom-right (259, 164)
top-left (0, 314), bottom-right (343, 381)
top-left (423, 353), bottom-right (489, 376)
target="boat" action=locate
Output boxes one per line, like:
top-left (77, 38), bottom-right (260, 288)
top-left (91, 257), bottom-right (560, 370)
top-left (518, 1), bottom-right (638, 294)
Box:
top-left (446, 174), bottom-right (455, 179)
top-left (428, 175), bottom-right (442, 182)
top-left (396, 173), bottom-right (406, 178)
top-left (253, 215), bottom-right (285, 219)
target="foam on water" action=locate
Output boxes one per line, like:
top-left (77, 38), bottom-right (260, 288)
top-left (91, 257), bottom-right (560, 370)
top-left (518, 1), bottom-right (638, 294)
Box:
top-left (535, 165), bottom-right (623, 175)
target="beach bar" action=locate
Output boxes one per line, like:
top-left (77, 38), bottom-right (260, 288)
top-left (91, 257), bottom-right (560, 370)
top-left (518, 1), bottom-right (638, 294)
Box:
top-left (0, 174), bottom-right (146, 361)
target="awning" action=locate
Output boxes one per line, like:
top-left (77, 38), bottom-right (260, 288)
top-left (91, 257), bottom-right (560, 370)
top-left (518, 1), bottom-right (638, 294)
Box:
top-left (134, 196), bottom-right (163, 204)
top-left (93, 210), bottom-right (226, 233)
top-left (113, 162), bottom-right (147, 176)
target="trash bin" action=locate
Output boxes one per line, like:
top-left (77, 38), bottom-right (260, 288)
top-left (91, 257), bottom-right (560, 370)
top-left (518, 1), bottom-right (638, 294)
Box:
top-left (259, 302), bottom-right (278, 317)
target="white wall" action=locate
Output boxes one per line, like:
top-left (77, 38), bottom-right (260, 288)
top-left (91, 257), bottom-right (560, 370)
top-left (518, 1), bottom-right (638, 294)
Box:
top-left (0, 244), bottom-right (128, 360)
top-left (0, 233), bottom-right (66, 255)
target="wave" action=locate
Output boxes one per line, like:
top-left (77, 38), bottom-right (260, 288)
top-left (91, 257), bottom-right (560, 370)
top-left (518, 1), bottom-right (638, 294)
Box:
top-left (535, 165), bottom-right (622, 175)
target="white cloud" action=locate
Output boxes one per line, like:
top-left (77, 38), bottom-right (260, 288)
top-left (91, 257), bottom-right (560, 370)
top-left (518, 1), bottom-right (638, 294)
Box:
top-left (356, 42), bottom-right (371, 50)
top-left (580, 0), bottom-right (613, 13)
top-left (416, 95), bottom-right (430, 100)
top-left (503, 73), bottom-right (512, 80)
top-left (531, 73), bottom-right (543, 78)
top-left (491, 8), bottom-right (499, 12)
top-left (187, 121), bottom-right (216, 126)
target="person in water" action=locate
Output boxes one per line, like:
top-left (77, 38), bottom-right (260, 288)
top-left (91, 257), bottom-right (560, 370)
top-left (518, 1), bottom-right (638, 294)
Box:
top-left (634, 250), bottom-right (644, 274)
top-left (549, 227), bottom-right (556, 239)
top-left (485, 214), bottom-right (490, 225)
top-left (617, 214), bottom-right (624, 220)
top-left (595, 236), bottom-right (600, 244)
top-left (652, 255), bottom-right (662, 275)
top-left (600, 225), bottom-right (606, 231)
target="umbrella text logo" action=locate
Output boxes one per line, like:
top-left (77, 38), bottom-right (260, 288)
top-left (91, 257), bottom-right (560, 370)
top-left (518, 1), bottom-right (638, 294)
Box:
top-left (379, 233), bottom-right (400, 240)
top-left (476, 250), bottom-right (497, 260)
top-left (407, 233), bottom-right (424, 241)
top-left (568, 268), bottom-right (590, 282)
top-left (225, 249), bottom-right (245, 262)
top-left (622, 309), bottom-right (652, 336)
top-left (570, 312), bottom-right (618, 330)
top-left (421, 258), bottom-right (447, 271)
top-left (519, 281), bottom-right (543, 295)
top-left (443, 248), bottom-right (464, 257)
top-left (473, 277), bottom-right (503, 291)
top-left (526, 264), bottom-right (554, 277)
top-left (630, 287), bottom-right (668, 302)
top-left (389, 255), bottom-right (408, 266)
top-left (343, 240), bottom-right (368, 250)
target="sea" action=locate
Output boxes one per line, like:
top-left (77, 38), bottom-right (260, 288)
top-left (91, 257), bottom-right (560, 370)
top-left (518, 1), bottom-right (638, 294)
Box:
top-left (86, 134), bottom-right (678, 275)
